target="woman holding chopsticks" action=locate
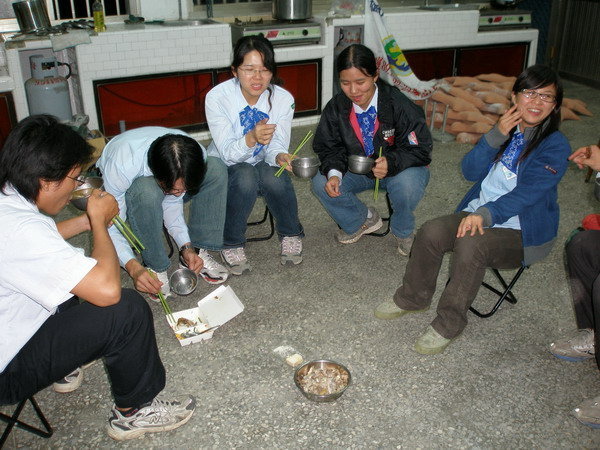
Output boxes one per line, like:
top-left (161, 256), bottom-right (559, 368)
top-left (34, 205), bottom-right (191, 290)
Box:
top-left (311, 44), bottom-right (432, 256)
top-left (205, 35), bottom-right (304, 275)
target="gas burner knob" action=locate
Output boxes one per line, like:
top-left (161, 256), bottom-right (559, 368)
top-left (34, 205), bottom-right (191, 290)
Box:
top-left (258, 32), bottom-right (265, 38)
top-left (302, 29), bottom-right (308, 36)
top-left (487, 17), bottom-right (493, 23)
top-left (518, 16), bottom-right (523, 22)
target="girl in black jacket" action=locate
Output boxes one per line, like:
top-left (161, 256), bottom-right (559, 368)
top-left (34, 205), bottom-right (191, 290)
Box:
top-left (311, 44), bottom-right (432, 255)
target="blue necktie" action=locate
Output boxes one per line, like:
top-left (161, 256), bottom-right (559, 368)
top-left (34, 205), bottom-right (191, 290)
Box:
top-left (239, 106), bottom-right (270, 156)
top-left (500, 131), bottom-right (525, 173)
top-left (356, 106), bottom-right (377, 156)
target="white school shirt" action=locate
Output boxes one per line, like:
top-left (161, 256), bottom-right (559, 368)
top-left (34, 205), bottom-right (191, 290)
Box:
top-left (205, 78), bottom-right (294, 167)
top-left (97, 126), bottom-right (206, 267)
top-left (0, 186), bottom-right (96, 372)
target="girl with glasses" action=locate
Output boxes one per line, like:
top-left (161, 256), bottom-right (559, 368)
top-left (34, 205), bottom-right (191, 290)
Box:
top-left (375, 65), bottom-right (570, 355)
top-left (205, 35), bottom-right (304, 275)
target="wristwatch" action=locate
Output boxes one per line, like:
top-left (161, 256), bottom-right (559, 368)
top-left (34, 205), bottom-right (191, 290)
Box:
top-left (179, 243), bottom-right (194, 253)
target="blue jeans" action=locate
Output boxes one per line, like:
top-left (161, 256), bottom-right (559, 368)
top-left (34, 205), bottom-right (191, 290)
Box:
top-left (126, 156), bottom-right (227, 272)
top-left (224, 161), bottom-right (303, 247)
top-left (311, 166), bottom-right (430, 238)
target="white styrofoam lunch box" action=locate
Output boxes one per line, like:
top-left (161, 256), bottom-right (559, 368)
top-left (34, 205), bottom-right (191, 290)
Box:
top-left (167, 285), bottom-right (244, 346)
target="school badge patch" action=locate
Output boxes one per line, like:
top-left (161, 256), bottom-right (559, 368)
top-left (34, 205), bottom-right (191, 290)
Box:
top-left (382, 128), bottom-right (395, 145)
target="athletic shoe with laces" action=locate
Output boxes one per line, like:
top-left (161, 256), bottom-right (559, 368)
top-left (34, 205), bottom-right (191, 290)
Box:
top-left (550, 328), bottom-right (595, 362)
top-left (147, 269), bottom-right (171, 303)
top-left (395, 234), bottom-right (414, 256)
top-left (53, 367), bottom-right (83, 393)
top-left (281, 236), bottom-right (303, 265)
top-left (221, 247), bottom-right (251, 276)
top-left (179, 248), bottom-right (229, 285)
top-left (573, 394), bottom-right (600, 429)
top-left (336, 207), bottom-right (383, 244)
top-left (107, 395), bottom-right (196, 441)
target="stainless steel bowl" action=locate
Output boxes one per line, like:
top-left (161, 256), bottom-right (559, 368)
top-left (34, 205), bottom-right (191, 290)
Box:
top-left (294, 359), bottom-right (351, 403)
top-left (70, 176), bottom-right (104, 211)
top-left (169, 268), bottom-right (198, 296)
top-left (348, 155), bottom-right (375, 174)
top-left (291, 156), bottom-right (320, 179)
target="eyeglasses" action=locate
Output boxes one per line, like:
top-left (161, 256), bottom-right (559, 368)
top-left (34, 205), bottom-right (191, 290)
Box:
top-left (237, 65), bottom-right (272, 77)
top-left (520, 89), bottom-right (557, 103)
top-left (66, 175), bottom-right (86, 187)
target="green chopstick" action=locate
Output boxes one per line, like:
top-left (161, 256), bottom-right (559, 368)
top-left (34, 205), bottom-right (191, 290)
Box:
top-left (114, 215), bottom-right (145, 251)
top-left (374, 146), bottom-right (383, 201)
top-left (112, 218), bottom-right (142, 253)
top-left (274, 130), bottom-right (314, 177)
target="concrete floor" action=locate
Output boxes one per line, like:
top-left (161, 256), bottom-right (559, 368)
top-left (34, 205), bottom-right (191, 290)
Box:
top-left (3, 80), bottom-right (600, 448)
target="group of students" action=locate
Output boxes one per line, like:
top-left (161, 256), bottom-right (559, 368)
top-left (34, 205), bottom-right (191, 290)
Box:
top-left (0, 34), bottom-right (598, 442)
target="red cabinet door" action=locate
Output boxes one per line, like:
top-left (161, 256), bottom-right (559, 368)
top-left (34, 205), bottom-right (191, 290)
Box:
top-left (0, 92), bottom-right (16, 149)
top-left (457, 44), bottom-right (528, 77)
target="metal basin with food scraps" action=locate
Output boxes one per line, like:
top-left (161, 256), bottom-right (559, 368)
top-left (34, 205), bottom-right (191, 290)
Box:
top-left (169, 268), bottom-right (198, 296)
top-left (348, 155), bottom-right (374, 174)
top-left (294, 359), bottom-right (351, 402)
top-left (70, 176), bottom-right (104, 211)
top-left (291, 156), bottom-right (320, 178)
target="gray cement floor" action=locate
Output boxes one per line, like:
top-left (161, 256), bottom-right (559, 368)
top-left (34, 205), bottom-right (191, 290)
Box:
top-left (3, 80), bottom-right (600, 448)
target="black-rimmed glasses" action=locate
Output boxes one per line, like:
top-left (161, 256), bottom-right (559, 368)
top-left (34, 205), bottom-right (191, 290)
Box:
top-left (66, 175), bottom-right (86, 187)
top-left (520, 89), bottom-right (557, 103)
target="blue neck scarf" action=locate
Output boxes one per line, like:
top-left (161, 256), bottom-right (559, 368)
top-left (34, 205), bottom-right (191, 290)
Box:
top-left (500, 131), bottom-right (525, 173)
top-left (239, 106), bottom-right (270, 156)
top-left (356, 106), bottom-right (377, 157)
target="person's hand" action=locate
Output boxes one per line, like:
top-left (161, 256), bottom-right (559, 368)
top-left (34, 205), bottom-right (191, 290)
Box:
top-left (372, 156), bottom-right (388, 179)
top-left (497, 104), bottom-right (522, 136)
top-left (181, 247), bottom-right (203, 273)
top-left (86, 189), bottom-right (118, 228)
top-left (276, 153), bottom-right (294, 172)
top-left (248, 119), bottom-right (276, 146)
top-left (325, 176), bottom-right (341, 197)
top-left (128, 263), bottom-right (163, 295)
top-left (569, 145), bottom-right (600, 171)
top-left (456, 214), bottom-right (485, 238)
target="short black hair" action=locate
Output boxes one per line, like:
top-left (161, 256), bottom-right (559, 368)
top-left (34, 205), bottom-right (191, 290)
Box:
top-left (0, 114), bottom-right (93, 202)
top-left (147, 134), bottom-right (206, 195)
top-left (336, 44), bottom-right (377, 78)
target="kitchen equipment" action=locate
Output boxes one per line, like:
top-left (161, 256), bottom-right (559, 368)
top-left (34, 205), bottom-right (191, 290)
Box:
top-left (25, 54), bottom-right (73, 121)
top-left (479, 9), bottom-right (531, 31)
top-left (272, 0), bottom-right (312, 21)
top-left (169, 268), bottom-right (198, 296)
top-left (70, 176), bottom-right (104, 211)
top-left (291, 156), bottom-right (320, 178)
top-left (294, 360), bottom-right (351, 402)
top-left (230, 18), bottom-right (321, 47)
top-left (348, 155), bottom-right (374, 174)
top-left (12, 0), bottom-right (51, 34)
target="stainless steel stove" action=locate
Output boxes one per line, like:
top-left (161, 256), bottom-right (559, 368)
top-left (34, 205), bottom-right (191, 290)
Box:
top-left (230, 18), bottom-right (321, 47)
top-left (479, 9), bottom-right (532, 31)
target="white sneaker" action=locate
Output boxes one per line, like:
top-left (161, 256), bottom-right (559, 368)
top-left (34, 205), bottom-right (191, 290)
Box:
top-left (53, 367), bottom-right (83, 393)
top-left (221, 248), bottom-right (251, 276)
top-left (281, 236), bottom-right (303, 265)
top-left (107, 395), bottom-right (196, 441)
top-left (197, 248), bottom-right (229, 284)
top-left (147, 269), bottom-right (171, 302)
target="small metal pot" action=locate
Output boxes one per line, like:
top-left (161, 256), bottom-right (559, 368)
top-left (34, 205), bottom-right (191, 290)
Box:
top-left (272, 0), bottom-right (312, 21)
top-left (12, 0), bottom-right (51, 34)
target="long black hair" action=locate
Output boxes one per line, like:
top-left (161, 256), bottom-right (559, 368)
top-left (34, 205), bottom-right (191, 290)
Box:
top-left (231, 35), bottom-right (280, 110)
top-left (336, 44), bottom-right (378, 78)
top-left (147, 134), bottom-right (206, 196)
top-left (0, 114), bottom-right (93, 202)
top-left (499, 65), bottom-right (563, 161)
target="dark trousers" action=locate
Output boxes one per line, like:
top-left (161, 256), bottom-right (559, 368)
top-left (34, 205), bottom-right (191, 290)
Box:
top-left (565, 230), bottom-right (600, 370)
top-left (0, 289), bottom-right (165, 408)
top-left (394, 212), bottom-right (523, 339)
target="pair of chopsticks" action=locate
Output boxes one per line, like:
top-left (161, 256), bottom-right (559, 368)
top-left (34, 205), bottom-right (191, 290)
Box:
top-left (274, 130), bottom-right (314, 177)
top-left (374, 147), bottom-right (383, 201)
top-left (147, 269), bottom-right (175, 324)
top-left (112, 216), bottom-right (145, 254)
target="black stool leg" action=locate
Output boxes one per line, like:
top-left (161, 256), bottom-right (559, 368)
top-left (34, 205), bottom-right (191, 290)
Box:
top-left (0, 397), bottom-right (53, 446)
top-left (368, 193), bottom-right (392, 237)
top-left (469, 266), bottom-right (527, 318)
top-left (247, 206), bottom-right (275, 242)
